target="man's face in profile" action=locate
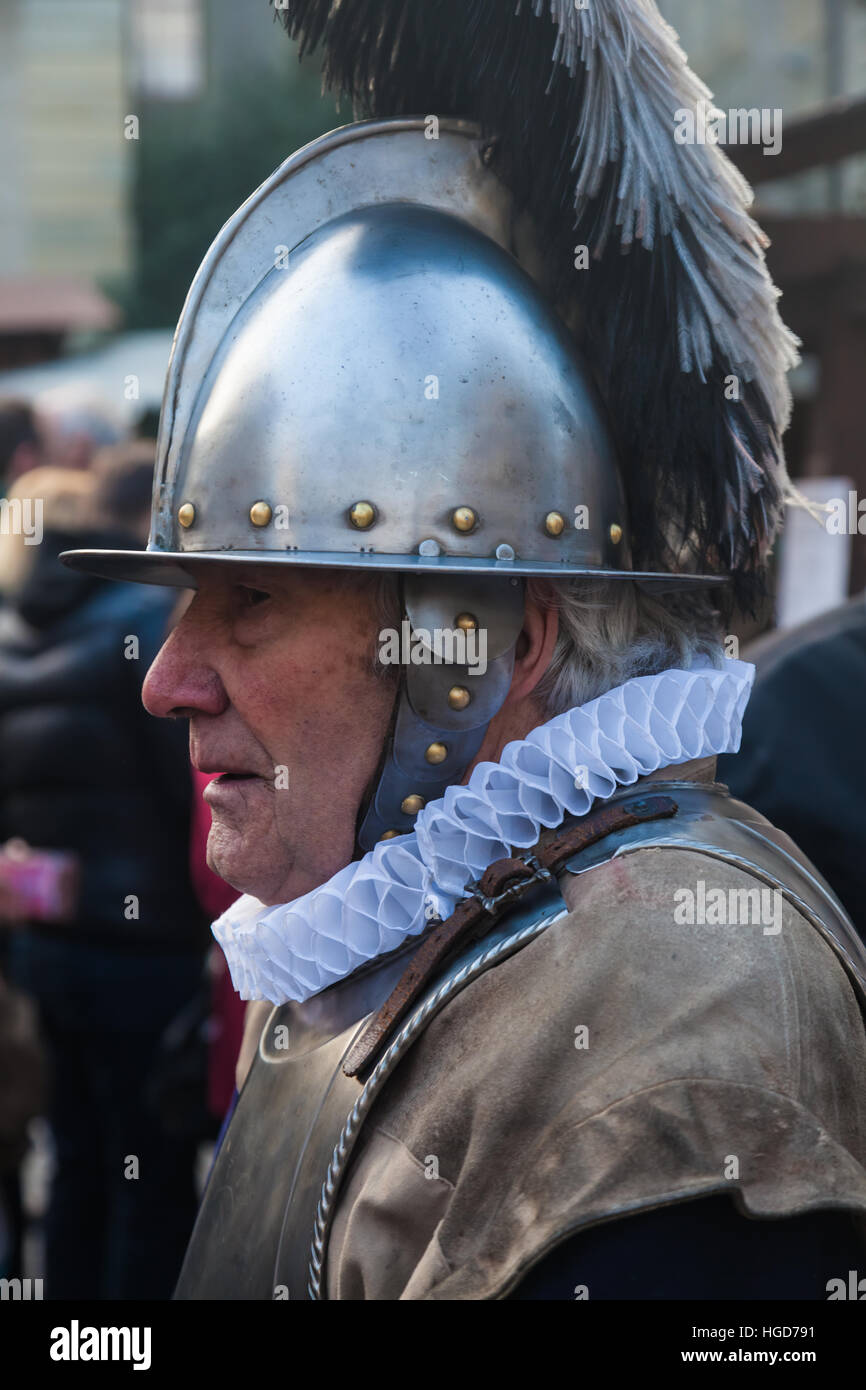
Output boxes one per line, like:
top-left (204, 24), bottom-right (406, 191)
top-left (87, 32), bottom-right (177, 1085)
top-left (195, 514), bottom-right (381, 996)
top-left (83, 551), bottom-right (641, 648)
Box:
top-left (142, 566), bottom-right (397, 906)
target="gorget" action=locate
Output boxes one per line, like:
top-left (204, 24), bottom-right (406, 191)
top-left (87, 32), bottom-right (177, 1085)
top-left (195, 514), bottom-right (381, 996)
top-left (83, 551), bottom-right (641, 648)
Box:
top-left (212, 659), bottom-right (754, 1004)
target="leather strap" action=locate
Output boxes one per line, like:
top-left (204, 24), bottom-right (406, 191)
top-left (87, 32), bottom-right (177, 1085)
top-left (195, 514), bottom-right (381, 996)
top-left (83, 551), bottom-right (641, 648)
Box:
top-left (342, 793), bottom-right (678, 1078)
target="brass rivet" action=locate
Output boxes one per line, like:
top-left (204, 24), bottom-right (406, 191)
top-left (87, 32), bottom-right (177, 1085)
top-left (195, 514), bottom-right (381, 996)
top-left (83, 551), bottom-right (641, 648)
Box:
top-left (400, 793), bottom-right (426, 816)
top-left (249, 500), bottom-right (272, 527)
top-left (455, 612), bottom-right (477, 632)
top-left (609, 522), bottom-right (623, 544)
top-left (177, 502), bottom-right (195, 529)
top-left (544, 510), bottom-right (566, 537)
top-left (448, 685), bottom-right (471, 711)
top-left (380, 829), bottom-right (401, 840)
top-left (452, 506), bottom-right (477, 533)
top-left (349, 501), bottom-right (376, 530)
top-left (425, 741), bottom-right (448, 765)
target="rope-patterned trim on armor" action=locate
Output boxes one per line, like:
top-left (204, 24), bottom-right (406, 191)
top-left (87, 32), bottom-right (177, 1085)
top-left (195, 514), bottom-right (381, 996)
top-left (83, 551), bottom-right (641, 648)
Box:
top-left (307, 897), bottom-right (569, 1299)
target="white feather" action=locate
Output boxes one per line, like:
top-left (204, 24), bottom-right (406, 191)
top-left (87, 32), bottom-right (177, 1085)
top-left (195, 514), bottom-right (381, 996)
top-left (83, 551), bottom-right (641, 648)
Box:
top-left (536, 0), bottom-right (799, 439)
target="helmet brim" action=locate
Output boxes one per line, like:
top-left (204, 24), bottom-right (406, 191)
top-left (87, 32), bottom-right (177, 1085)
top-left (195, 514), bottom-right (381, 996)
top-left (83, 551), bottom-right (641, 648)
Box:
top-left (60, 546), bottom-right (729, 592)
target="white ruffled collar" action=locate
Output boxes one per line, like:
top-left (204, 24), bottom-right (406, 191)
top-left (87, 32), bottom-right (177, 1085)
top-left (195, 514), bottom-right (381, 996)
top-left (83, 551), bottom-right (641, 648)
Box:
top-left (213, 660), bottom-right (754, 1004)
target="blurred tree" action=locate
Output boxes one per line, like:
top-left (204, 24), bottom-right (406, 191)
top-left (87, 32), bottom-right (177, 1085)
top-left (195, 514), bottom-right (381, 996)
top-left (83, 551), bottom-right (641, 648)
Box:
top-left (116, 60), bottom-right (339, 329)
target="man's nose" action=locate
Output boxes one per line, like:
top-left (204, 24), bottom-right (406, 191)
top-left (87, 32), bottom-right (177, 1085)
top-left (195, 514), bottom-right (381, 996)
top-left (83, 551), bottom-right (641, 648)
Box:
top-left (142, 620), bottom-right (228, 719)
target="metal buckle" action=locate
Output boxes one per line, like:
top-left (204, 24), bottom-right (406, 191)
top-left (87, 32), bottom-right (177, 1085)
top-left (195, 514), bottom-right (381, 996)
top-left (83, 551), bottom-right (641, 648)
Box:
top-left (468, 851), bottom-right (553, 917)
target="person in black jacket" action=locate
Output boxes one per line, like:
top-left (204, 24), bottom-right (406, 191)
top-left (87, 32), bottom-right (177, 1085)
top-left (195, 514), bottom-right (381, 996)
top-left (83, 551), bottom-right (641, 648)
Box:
top-left (718, 594), bottom-right (866, 945)
top-left (0, 452), bottom-right (207, 1299)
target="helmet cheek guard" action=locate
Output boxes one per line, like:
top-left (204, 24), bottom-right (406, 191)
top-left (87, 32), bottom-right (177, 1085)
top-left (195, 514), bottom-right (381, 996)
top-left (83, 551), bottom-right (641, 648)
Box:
top-left (359, 573), bottom-right (525, 848)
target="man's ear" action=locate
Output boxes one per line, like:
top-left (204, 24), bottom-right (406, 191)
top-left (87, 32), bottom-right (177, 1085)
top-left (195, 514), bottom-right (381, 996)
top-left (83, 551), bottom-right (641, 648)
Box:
top-left (505, 581), bottom-right (559, 706)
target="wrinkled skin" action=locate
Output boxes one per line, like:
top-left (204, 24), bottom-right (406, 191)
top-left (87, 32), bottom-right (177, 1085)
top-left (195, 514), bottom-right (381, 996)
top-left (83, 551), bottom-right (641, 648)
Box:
top-left (143, 565), bottom-right (558, 908)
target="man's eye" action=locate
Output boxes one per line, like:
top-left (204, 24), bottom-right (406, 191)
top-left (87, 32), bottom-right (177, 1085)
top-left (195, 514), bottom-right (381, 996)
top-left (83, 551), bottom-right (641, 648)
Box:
top-left (237, 585), bottom-right (271, 609)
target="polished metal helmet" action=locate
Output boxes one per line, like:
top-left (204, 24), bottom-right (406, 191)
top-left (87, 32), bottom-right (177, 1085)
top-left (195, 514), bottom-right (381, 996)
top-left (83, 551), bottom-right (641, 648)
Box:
top-left (66, 119), bottom-right (694, 588)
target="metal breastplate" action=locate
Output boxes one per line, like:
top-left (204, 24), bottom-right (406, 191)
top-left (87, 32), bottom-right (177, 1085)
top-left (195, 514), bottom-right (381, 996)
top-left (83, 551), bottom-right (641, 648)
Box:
top-left (174, 782), bottom-right (866, 1301)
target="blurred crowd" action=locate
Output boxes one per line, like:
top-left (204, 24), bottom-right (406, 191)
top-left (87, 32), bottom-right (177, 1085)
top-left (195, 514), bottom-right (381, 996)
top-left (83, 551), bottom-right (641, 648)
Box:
top-left (0, 390), bottom-right (244, 1299)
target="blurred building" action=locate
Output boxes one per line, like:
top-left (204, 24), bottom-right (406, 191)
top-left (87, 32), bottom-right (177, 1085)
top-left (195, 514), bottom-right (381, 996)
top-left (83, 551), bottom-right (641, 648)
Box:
top-left (0, 0), bottom-right (335, 457)
top-left (0, 1), bottom-right (130, 285)
top-left (0, 0), bottom-right (324, 370)
top-left (132, 0), bottom-right (290, 93)
top-left (659, 0), bottom-right (866, 602)
top-left (0, 0), bottom-right (126, 366)
top-left (660, 0), bottom-right (866, 213)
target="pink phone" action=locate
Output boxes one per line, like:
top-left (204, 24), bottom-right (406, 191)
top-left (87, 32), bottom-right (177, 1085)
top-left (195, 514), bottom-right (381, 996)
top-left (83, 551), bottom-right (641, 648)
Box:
top-left (0, 841), bottom-right (80, 924)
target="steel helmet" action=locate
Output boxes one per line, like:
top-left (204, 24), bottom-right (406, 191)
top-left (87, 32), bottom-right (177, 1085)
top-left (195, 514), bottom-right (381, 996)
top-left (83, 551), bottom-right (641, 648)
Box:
top-left (63, 119), bottom-right (701, 590)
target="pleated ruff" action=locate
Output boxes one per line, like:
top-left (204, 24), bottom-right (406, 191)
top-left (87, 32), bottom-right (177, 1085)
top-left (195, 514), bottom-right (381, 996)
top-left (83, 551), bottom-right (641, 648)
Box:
top-left (212, 660), bottom-right (754, 1004)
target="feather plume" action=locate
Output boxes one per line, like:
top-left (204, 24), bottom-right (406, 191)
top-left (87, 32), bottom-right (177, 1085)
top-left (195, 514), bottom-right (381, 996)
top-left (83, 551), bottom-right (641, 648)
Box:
top-left (273, 0), bottom-right (800, 611)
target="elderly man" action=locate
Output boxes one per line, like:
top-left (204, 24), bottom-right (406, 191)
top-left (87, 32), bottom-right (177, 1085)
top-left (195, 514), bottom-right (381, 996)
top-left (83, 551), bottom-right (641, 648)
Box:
top-left (63, 0), bottom-right (866, 1299)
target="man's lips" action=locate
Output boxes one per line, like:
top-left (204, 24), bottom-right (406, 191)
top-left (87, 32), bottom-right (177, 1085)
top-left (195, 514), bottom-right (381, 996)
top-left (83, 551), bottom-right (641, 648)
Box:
top-left (193, 763), bottom-right (265, 781)
top-left (202, 772), bottom-right (271, 806)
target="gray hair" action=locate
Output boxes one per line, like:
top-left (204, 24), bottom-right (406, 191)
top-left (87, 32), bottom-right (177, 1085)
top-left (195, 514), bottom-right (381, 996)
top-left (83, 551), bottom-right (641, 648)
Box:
top-left (528, 577), bottom-right (724, 716)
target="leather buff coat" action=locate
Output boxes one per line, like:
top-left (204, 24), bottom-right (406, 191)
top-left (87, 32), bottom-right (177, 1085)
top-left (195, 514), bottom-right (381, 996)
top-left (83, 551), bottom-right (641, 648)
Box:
top-left (328, 816), bottom-right (866, 1296)
top-left (177, 762), bottom-right (866, 1300)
